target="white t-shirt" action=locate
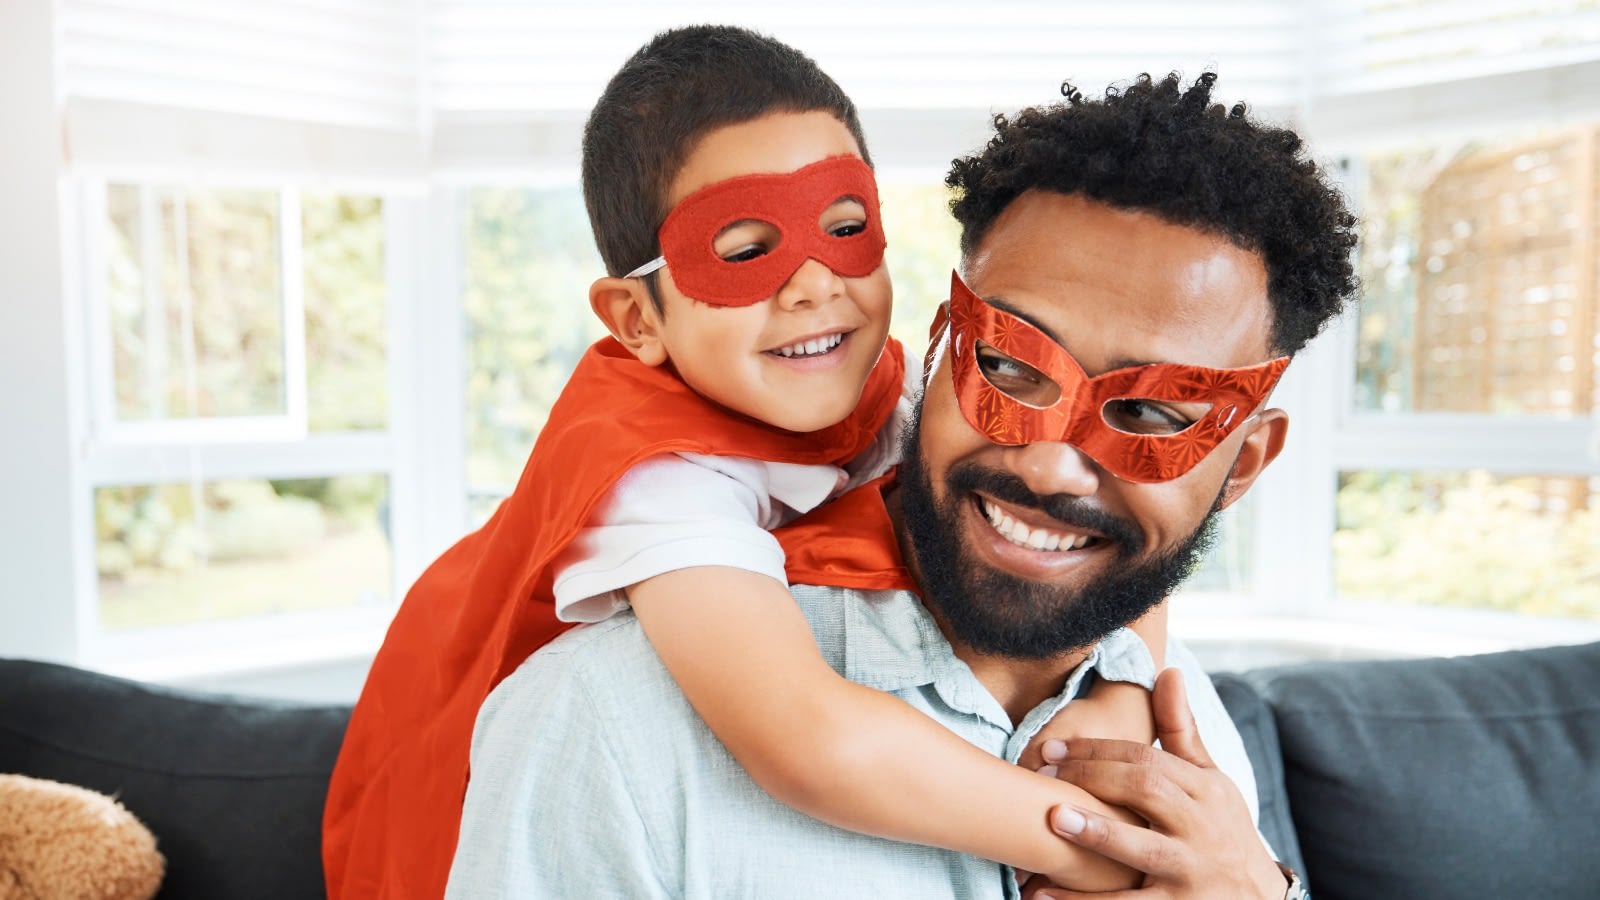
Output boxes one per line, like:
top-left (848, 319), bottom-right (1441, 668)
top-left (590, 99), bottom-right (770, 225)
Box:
top-left (550, 349), bottom-right (917, 623)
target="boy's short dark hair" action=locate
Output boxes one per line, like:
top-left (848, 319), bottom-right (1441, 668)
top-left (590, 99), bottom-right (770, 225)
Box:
top-left (582, 25), bottom-right (871, 300)
top-left (946, 72), bottom-right (1359, 357)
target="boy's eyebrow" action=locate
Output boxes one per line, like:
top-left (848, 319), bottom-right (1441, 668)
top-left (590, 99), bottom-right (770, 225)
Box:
top-left (986, 294), bottom-right (1161, 371)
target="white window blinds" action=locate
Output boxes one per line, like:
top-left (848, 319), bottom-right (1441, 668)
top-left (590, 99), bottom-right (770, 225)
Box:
top-left (1301, 0), bottom-right (1600, 147)
top-left (421, 1), bottom-right (1304, 169)
top-left (53, 1), bottom-right (1600, 171)
top-left (1314, 0), bottom-right (1600, 94)
top-left (59, 0), bottom-right (422, 175)
top-left (426, 1), bottom-right (1303, 114)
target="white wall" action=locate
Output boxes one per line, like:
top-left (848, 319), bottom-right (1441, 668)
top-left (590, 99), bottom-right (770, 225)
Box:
top-left (0, 0), bottom-right (82, 663)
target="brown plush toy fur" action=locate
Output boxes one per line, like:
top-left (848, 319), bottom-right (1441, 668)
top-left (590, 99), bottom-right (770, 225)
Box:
top-left (0, 774), bottom-right (164, 900)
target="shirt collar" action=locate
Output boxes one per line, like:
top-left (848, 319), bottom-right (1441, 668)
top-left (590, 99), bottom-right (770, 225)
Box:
top-left (838, 588), bottom-right (1124, 739)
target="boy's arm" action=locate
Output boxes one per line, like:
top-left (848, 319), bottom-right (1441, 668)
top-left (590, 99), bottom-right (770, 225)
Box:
top-left (1018, 602), bottom-right (1167, 772)
top-left (630, 566), bottom-right (1139, 891)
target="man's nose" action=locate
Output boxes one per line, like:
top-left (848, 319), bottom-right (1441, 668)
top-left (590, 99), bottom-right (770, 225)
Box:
top-left (774, 257), bottom-right (844, 310)
top-left (1001, 440), bottom-right (1101, 498)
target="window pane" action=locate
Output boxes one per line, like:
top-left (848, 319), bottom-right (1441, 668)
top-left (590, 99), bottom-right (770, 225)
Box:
top-left (880, 181), bottom-right (962, 347)
top-left (462, 187), bottom-right (605, 498)
top-left (304, 193), bottom-right (387, 431)
top-left (1335, 470), bottom-right (1600, 618)
top-left (1182, 500), bottom-right (1256, 594)
top-left (95, 475), bottom-right (391, 631)
top-left (1355, 127), bottom-right (1600, 416)
top-left (104, 184), bottom-right (286, 421)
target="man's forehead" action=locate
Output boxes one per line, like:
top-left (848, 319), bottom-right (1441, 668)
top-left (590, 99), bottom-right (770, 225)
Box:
top-left (963, 192), bottom-right (1276, 369)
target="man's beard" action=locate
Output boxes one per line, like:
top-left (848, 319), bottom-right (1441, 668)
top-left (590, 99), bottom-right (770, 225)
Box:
top-left (897, 410), bottom-right (1222, 660)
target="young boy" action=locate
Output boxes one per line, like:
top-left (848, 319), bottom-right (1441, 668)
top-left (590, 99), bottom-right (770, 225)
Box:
top-left (324, 25), bottom-right (1168, 900)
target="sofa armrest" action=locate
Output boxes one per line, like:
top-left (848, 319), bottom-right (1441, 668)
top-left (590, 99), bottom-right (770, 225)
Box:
top-left (1246, 641), bottom-right (1600, 900)
top-left (1211, 671), bottom-right (1305, 879)
top-left (0, 657), bottom-right (352, 900)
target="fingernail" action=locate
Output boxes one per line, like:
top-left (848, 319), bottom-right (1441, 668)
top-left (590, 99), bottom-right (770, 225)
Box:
top-left (1052, 806), bottom-right (1087, 836)
top-left (1041, 739), bottom-right (1068, 763)
top-left (1036, 764), bottom-right (1058, 778)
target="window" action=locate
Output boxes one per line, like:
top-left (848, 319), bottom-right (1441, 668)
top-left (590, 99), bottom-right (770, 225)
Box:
top-left (460, 185), bottom-right (606, 524)
top-left (82, 182), bottom-right (397, 639)
top-left (23, 2), bottom-right (1600, 685)
top-left (1332, 126), bottom-right (1600, 622)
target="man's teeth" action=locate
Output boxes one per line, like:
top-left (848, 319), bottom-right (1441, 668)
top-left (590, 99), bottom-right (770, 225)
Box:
top-left (776, 333), bottom-right (844, 358)
top-left (980, 498), bottom-right (1091, 552)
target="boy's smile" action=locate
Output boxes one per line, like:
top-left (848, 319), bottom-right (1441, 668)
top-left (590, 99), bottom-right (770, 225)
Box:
top-left (627, 111), bottom-right (894, 434)
top-left (769, 330), bottom-right (843, 360)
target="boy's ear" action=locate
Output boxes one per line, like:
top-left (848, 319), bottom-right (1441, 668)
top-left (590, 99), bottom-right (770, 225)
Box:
top-left (590, 276), bottom-right (668, 367)
top-left (1216, 407), bottom-right (1288, 511)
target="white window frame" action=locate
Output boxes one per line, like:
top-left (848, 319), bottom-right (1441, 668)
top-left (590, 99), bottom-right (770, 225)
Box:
top-left (62, 173), bottom-right (461, 680)
top-left (1201, 94), bottom-right (1600, 657)
top-left (79, 180), bottom-right (309, 444)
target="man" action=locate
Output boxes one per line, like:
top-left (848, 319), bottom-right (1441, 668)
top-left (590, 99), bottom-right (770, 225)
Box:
top-left (445, 71), bottom-right (1356, 899)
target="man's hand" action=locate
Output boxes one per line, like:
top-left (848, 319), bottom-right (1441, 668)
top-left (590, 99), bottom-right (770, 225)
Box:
top-left (1024, 668), bottom-right (1288, 900)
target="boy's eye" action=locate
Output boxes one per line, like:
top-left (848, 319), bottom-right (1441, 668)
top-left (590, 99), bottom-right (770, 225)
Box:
top-left (821, 196), bottom-right (869, 240)
top-left (714, 219), bottom-right (781, 264)
top-left (975, 343), bottom-right (1061, 408)
top-left (1100, 398), bottom-right (1208, 436)
top-left (720, 243), bottom-right (770, 263)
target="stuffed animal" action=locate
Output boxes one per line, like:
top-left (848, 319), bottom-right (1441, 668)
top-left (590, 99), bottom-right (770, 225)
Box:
top-left (0, 774), bottom-right (164, 900)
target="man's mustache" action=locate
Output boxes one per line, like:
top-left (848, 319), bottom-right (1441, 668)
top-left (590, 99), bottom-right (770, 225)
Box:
top-left (945, 461), bottom-right (1145, 556)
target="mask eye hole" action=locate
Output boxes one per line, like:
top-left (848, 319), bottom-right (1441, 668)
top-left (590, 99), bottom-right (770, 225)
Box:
top-left (713, 219), bottom-right (782, 263)
top-left (975, 341), bottom-right (1062, 409)
top-left (821, 196), bottom-right (868, 239)
top-left (1099, 398), bottom-right (1211, 436)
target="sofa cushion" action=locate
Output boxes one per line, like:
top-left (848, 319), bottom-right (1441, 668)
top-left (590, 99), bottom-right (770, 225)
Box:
top-left (1249, 641), bottom-right (1600, 900)
top-left (0, 658), bottom-right (352, 900)
top-left (1210, 672), bottom-right (1304, 879)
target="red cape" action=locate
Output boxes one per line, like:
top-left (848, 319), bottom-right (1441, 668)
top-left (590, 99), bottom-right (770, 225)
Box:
top-left (323, 336), bottom-right (915, 899)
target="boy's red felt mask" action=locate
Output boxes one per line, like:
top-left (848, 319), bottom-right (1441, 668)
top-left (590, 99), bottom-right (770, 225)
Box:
top-left (647, 156), bottom-right (886, 307)
top-left (941, 270), bottom-right (1289, 483)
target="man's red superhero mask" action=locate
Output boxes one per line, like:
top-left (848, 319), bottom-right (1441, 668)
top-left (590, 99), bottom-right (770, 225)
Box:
top-left (625, 156), bottom-right (887, 307)
top-left (939, 270), bottom-right (1289, 484)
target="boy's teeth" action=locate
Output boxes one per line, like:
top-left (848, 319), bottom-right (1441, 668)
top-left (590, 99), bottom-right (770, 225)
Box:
top-left (777, 333), bottom-right (843, 358)
top-left (980, 497), bottom-right (1090, 552)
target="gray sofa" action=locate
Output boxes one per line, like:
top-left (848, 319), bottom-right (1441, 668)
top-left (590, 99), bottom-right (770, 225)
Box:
top-left (3, 641), bottom-right (1599, 899)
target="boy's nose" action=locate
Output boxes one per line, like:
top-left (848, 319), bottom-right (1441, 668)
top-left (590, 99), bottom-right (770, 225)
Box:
top-left (774, 257), bottom-right (844, 310)
top-left (1001, 440), bottom-right (1101, 499)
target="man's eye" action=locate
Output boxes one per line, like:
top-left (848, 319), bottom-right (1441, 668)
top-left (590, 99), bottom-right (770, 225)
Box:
top-left (977, 352), bottom-right (1033, 382)
top-left (975, 344), bottom-right (1060, 407)
top-left (1101, 399), bottom-right (1199, 436)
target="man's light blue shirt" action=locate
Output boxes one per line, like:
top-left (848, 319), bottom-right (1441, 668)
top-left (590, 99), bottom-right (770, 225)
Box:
top-left (446, 584), bottom-right (1258, 899)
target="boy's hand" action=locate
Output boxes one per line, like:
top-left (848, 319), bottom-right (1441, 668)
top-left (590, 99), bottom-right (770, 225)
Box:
top-left (1019, 679), bottom-right (1155, 771)
top-left (1029, 669), bottom-right (1285, 900)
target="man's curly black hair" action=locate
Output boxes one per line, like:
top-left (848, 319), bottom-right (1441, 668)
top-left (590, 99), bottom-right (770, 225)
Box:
top-left (946, 71), bottom-right (1359, 357)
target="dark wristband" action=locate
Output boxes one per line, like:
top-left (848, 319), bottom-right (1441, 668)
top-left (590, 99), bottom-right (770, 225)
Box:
top-left (1277, 861), bottom-right (1308, 899)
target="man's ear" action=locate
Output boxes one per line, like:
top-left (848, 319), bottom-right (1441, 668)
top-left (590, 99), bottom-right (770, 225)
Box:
top-left (1216, 407), bottom-right (1288, 511)
top-left (590, 276), bottom-right (668, 367)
